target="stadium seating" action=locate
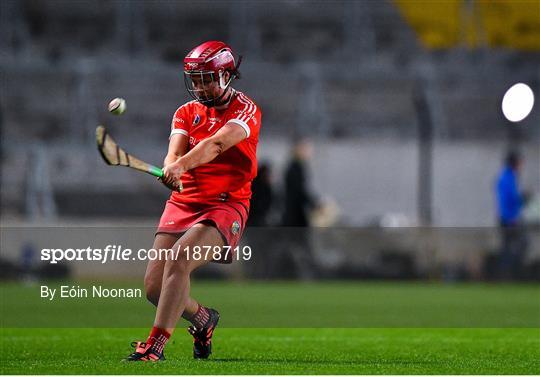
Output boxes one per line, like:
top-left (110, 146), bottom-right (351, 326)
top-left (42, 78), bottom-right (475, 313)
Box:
top-left (1, 0), bottom-right (538, 219)
top-left (395, 0), bottom-right (540, 50)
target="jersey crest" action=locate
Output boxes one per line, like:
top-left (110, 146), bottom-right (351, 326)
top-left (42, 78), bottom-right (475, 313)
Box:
top-left (193, 114), bottom-right (201, 126)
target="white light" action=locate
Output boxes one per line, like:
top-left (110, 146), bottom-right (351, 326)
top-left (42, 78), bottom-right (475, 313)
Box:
top-left (501, 83), bottom-right (535, 122)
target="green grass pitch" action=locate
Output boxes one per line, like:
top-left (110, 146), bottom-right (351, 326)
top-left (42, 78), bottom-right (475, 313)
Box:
top-left (1, 281), bottom-right (539, 374)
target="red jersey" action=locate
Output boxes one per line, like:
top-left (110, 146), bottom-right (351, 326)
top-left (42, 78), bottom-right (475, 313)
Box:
top-left (169, 90), bottom-right (261, 205)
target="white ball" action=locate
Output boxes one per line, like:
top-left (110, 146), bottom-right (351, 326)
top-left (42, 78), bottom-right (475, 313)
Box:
top-left (108, 98), bottom-right (127, 115)
top-left (501, 83), bottom-right (534, 122)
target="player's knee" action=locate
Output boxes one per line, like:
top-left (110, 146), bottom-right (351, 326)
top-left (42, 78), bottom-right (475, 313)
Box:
top-left (164, 251), bottom-right (190, 276)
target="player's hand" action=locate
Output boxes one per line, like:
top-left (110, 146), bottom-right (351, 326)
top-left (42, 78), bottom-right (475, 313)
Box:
top-left (160, 164), bottom-right (184, 192)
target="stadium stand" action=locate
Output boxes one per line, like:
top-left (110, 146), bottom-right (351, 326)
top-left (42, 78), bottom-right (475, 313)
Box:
top-left (395, 0), bottom-right (540, 50)
top-left (1, 0), bottom-right (539, 220)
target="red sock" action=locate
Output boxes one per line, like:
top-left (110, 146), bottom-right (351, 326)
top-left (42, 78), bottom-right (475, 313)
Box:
top-left (146, 326), bottom-right (170, 354)
top-left (187, 304), bottom-right (210, 328)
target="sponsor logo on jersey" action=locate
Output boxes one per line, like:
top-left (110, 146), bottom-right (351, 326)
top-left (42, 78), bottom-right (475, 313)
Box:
top-left (231, 221), bottom-right (240, 235)
top-left (193, 114), bottom-right (201, 126)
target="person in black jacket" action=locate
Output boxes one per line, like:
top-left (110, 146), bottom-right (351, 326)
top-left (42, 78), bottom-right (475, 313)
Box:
top-left (248, 162), bottom-right (273, 227)
top-left (282, 139), bottom-right (317, 227)
top-left (245, 162), bottom-right (275, 278)
top-left (280, 139), bottom-right (319, 279)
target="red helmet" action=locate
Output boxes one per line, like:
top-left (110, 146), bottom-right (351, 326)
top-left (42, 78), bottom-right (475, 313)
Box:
top-left (183, 41), bottom-right (242, 106)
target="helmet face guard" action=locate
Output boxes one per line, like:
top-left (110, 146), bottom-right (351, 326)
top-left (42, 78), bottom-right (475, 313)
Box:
top-left (183, 69), bottom-right (234, 106)
top-left (183, 41), bottom-right (242, 107)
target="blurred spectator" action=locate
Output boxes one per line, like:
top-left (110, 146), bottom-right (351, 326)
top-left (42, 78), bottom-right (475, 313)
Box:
top-left (20, 242), bottom-right (37, 283)
top-left (495, 151), bottom-right (530, 279)
top-left (20, 242), bottom-right (36, 271)
top-left (282, 139), bottom-right (318, 227)
top-left (280, 139), bottom-right (319, 279)
top-left (247, 162), bottom-right (274, 227)
top-left (245, 162), bottom-right (274, 279)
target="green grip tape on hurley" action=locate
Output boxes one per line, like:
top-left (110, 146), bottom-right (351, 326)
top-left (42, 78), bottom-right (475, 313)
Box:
top-left (149, 166), bottom-right (164, 178)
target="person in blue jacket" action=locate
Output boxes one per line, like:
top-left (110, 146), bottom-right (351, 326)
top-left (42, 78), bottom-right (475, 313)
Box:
top-left (495, 151), bottom-right (529, 279)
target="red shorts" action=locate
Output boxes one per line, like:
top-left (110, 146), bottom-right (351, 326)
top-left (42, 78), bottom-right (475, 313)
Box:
top-left (156, 200), bottom-right (249, 263)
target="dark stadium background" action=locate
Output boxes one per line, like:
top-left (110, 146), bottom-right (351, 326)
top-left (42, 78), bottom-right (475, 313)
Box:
top-left (0, 1), bottom-right (539, 374)
top-left (1, 0), bottom-right (539, 281)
